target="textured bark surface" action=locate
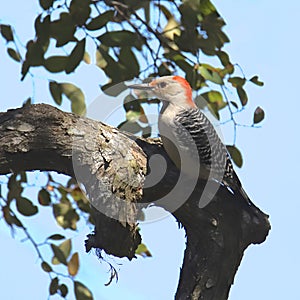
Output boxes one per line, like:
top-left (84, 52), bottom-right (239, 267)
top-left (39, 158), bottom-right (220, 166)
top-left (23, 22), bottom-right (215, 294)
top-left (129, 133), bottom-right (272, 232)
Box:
top-left (0, 104), bottom-right (270, 299)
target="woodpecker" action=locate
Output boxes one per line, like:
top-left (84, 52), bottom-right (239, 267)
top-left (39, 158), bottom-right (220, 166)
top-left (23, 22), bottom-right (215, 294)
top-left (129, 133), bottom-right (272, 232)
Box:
top-left (129, 76), bottom-right (252, 205)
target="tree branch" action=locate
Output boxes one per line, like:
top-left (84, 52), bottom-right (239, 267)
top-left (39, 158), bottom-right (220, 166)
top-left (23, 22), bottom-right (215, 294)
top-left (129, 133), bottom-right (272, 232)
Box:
top-left (0, 104), bottom-right (270, 299)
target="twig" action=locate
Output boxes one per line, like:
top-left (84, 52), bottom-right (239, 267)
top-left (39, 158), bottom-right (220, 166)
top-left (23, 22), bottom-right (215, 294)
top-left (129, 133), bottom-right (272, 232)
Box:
top-left (221, 85), bottom-right (237, 145)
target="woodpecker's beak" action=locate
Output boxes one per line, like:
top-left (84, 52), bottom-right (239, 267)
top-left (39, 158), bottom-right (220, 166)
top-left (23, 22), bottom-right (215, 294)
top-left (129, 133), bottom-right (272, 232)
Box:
top-left (127, 83), bottom-right (154, 91)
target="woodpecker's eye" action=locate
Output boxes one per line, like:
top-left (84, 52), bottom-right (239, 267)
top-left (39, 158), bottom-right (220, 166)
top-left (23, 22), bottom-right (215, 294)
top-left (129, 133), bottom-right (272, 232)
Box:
top-left (157, 82), bottom-right (167, 88)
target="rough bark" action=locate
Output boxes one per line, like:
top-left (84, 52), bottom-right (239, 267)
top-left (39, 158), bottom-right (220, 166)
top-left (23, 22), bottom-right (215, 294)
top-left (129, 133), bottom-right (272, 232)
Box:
top-left (0, 104), bottom-right (270, 299)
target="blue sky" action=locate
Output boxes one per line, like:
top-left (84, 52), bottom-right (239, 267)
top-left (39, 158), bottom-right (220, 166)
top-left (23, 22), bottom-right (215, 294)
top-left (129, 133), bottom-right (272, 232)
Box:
top-left (1, 0), bottom-right (300, 299)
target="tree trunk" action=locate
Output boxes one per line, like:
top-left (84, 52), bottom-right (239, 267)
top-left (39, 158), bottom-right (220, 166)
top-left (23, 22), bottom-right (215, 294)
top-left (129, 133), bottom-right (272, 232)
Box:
top-left (0, 104), bottom-right (270, 299)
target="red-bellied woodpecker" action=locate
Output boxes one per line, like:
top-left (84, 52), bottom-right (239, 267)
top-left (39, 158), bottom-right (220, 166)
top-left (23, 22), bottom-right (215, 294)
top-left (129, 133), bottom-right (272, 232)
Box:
top-left (129, 75), bottom-right (251, 205)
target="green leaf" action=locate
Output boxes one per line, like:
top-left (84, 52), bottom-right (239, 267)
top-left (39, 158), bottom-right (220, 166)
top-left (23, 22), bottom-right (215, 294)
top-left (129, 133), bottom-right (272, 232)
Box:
top-left (70, 0), bottom-right (91, 26)
top-left (7, 48), bottom-right (21, 62)
top-left (51, 239), bottom-right (72, 265)
top-left (0, 24), bottom-right (14, 42)
top-left (227, 145), bottom-right (243, 168)
top-left (26, 40), bottom-right (45, 66)
top-left (53, 203), bottom-right (70, 218)
top-left (66, 38), bottom-right (86, 74)
top-left (74, 281), bottom-right (93, 300)
top-left (7, 174), bottom-right (22, 201)
top-left (220, 63), bottom-right (234, 76)
top-left (101, 82), bottom-right (127, 97)
top-left (96, 46), bottom-right (132, 82)
top-left (138, 106), bottom-right (148, 123)
top-left (250, 75), bottom-right (264, 86)
top-left (142, 126), bottom-right (151, 138)
top-left (38, 188), bottom-right (51, 206)
top-left (76, 199), bottom-right (91, 213)
top-left (156, 4), bottom-right (173, 20)
top-left (118, 47), bottom-right (140, 78)
top-left (49, 277), bottom-right (59, 295)
top-left (67, 177), bottom-right (77, 188)
top-left (216, 50), bottom-right (230, 66)
top-left (64, 208), bottom-right (80, 230)
top-left (44, 56), bottom-right (68, 73)
top-left (163, 18), bottom-right (180, 40)
top-left (228, 76), bottom-right (246, 87)
top-left (49, 81), bottom-right (62, 105)
top-left (96, 45), bottom-right (116, 68)
top-left (118, 120), bottom-right (142, 134)
top-left (53, 202), bottom-right (79, 230)
top-left (50, 13), bottom-right (76, 47)
top-left (253, 106), bottom-right (265, 124)
top-left (59, 284), bottom-right (68, 297)
top-left (2, 206), bottom-right (23, 227)
top-left (59, 239), bottom-right (72, 259)
top-left (95, 49), bottom-right (107, 69)
top-left (237, 86), bottom-right (248, 106)
top-left (71, 187), bottom-right (83, 201)
top-left (98, 30), bottom-right (143, 50)
top-left (135, 243), bottom-right (152, 257)
top-left (201, 91), bottom-right (227, 115)
top-left (39, 0), bottom-right (54, 10)
top-left (126, 110), bottom-right (142, 122)
top-left (35, 14), bottom-right (51, 43)
top-left (158, 62), bottom-right (172, 76)
top-left (199, 64), bottom-right (223, 84)
top-left (16, 197), bottom-right (38, 216)
top-left (68, 252), bottom-right (79, 276)
top-left (7, 175), bottom-right (18, 193)
top-left (230, 101), bottom-right (238, 109)
top-left (47, 234), bottom-right (66, 240)
top-left (85, 11), bottom-right (114, 30)
top-left (83, 52), bottom-right (91, 64)
top-left (21, 40), bottom-right (45, 79)
top-left (199, 0), bottom-right (217, 15)
top-left (41, 261), bottom-right (52, 273)
top-left (51, 244), bottom-right (67, 265)
top-left (61, 83), bottom-right (86, 115)
top-left (123, 94), bottom-right (141, 112)
top-left (207, 90), bottom-right (222, 102)
top-left (200, 9), bottom-right (229, 50)
top-left (143, 1), bottom-right (151, 23)
top-left (164, 51), bottom-right (194, 75)
top-left (179, 2), bottom-right (200, 30)
top-left (207, 103), bottom-right (220, 120)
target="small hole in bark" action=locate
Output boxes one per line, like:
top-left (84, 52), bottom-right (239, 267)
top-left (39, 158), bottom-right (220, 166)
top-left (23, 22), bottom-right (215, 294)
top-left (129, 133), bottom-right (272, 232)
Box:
top-left (103, 157), bottom-right (109, 170)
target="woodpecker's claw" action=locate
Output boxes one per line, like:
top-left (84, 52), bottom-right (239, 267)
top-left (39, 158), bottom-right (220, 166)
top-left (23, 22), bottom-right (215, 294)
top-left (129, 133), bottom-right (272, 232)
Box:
top-left (127, 83), bottom-right (154, 90)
